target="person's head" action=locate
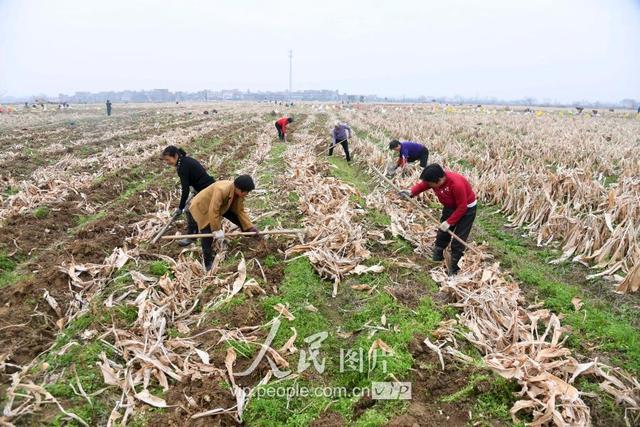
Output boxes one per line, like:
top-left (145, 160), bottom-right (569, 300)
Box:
top-left (234, 175), bottom-right (255, 198)
top-left (388, 140), bottom-right (401, 152)
top-left (420, 164), bottom-right (447, 188)
top-left (287, 117), bottom-right (293, 123)
top-left (334, 122), bottom-right (342, 129)
top-left (161, 145), bottom-right (186, 166)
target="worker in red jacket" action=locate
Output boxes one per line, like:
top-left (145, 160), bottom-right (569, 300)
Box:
top-left (400, 164), bottom-right (477, 275)
top-left (275, 116), bottom-right (293, 141)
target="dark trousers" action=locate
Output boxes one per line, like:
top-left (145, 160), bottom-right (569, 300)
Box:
top-left (200, 211), bottom-right (245, 265)
top-left (435, 205), bottom-right (476, 263)
top-left (107, 108), bottom-right (112, 116)
top-left (186, 210), bottom-right (198, 235)
top-left (275, 123), bottom-right (284, 140)
top-left (329, 139), bottom-right (351, 162)
top-left (185, 186), bottom-right (211, 235)
top-left (408, 147), bottom-right (429, 168)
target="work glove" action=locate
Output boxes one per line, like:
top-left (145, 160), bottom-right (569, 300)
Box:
top-left (248, 226), bottom-right (261, 240)
top-left (172, 208), bottom-right (183, 218)
top-left (439, 221), bottom-right (451, 232)
top-left (399, 190), bottom-right (412, 199)
top-left (213, 229), bottom-right (225, 240)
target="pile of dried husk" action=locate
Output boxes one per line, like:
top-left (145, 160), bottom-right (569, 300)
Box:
top-left (343, 108), bottom-right (640, 293)
top-left (0, 119), bottom-right (227, 221)
top-left (281, 126), bottom-right (380, 296)
top-left (2, 249), bottom-right (287, 425)
top-left (341, 116), bottom-right (640, 426)
top-left (0, 102), bottom-right (273, 221)
top-left (2, 114), bottom-right (291, 425)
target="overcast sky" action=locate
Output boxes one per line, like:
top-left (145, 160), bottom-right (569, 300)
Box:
top-left (1, 0), bottom-right (638, 102)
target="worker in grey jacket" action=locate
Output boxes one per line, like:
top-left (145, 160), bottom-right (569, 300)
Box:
top-left (330, 122), bottom-right (352, 162)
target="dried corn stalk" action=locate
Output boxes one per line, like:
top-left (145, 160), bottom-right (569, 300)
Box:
top-left (341, 107), bottom-right (640, 291)
top-left (335, 111), bottom-right (640, 426)
top-left (281, 126), bottom-right (373, 296)
top-left (2, 109), bottom-right (290, 425)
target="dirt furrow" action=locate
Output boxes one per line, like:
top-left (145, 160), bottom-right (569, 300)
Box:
top-left (0, 113), bottom-right (265, 369)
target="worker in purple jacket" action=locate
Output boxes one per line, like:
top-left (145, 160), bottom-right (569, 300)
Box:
top-left (330, 122), bottom-right (352, 162)
top-left (388, 140), bottom-right (429, 175)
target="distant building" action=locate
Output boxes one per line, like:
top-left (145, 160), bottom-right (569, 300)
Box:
top-left (151, 89), bottom-right (171, 102)
top-left (38, 88), bottom-right (378, 104)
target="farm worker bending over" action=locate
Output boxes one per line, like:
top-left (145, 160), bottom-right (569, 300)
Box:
top-left (275, 116), bottom-right (293, 141)
top-left (388, 140), bottom-right (429, 176)
top-left (330, 122), bottom-right (352, 162)
top-left (400, 164), bottom-right (476, 276)
top-left (189, 175), bottom-right (259, 271)
top-left (106, 100), bottom-right (112, 116)
top-left (161, 145), bottom-right (216, 247)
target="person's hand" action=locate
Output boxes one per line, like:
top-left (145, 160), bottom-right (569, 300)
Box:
top-left (213, 229), bottom-right (225, 240)
top-left (248, 226), bottom-right (261, 240)
top-left (439, 221), bottom-right (451, 232)
top-left (172, 208), bottom-right (183, 218)
top-left (399, 190), bottom-right (412, 199)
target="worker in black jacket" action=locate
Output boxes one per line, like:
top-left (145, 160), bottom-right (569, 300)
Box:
top-left (162, 146), bottom-right (215, 246)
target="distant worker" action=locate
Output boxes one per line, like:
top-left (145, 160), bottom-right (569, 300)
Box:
top-left (400, 164), bottom-right (476, 276)
top-left (330, 122), bottom-right (352, 162)
top-left (275, 116), bottom-right (293, 141)
top-left (188, 175), bottom-right (260, 271)
top-left (106, 99), bottom-right (112, 116)
top-left (388, 140), bottom-right (429, 176)
top-left (161, 146), bottom-right (216, 247)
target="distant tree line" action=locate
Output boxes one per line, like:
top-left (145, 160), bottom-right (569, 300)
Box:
top-left (1, 89), bottom-right (637, 109)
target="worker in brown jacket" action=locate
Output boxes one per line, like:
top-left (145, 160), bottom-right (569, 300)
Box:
top-left (189, 175), bottom-right (259, 271)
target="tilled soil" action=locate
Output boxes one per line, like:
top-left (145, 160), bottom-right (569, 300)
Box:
top-left (0, 115), bottom-right (261, 371)
top-left (382, 338), bottom-right (483, 427)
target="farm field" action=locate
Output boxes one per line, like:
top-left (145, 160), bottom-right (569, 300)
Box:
top-left (0, 102), bottom-right (639, 426)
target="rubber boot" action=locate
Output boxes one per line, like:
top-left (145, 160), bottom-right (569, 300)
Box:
top-left (203, 253), bottom-right (213, 272)
top-left (448, 263), bottom-right (460, 276)
top-left (202, 241), bottom-right (215, 272)
top-left (432, 246), bottom-right (445, 262)
top-left (448, 254), bottom-right (462, 276)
